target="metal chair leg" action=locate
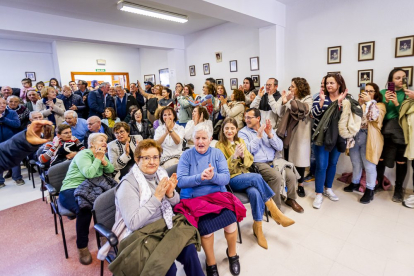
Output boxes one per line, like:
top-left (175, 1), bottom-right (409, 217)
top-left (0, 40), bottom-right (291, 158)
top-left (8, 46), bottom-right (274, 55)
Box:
top-left (59, 214), bottom-right (69, 259)
top-left (52, 205), bottom-right (58, 235)
top-left (236, 221), bottom-right (242, 244)
top-left (100, 261), bottom-right (104, 276)
top-left (31, 165), bottom-right (35, 189)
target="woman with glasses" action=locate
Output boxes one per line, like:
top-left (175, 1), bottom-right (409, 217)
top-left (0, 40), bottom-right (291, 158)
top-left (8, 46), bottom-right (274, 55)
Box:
top-left (154, 106), bottom-right (185, 169)
top-left (129, 108), bottom-right (152, 139)
top-left (98, 139), bottom-right (204, 276)
top-left (108, 122), bottom-right (143, 180)
top-left (344, 83), bottom-right (385, 204)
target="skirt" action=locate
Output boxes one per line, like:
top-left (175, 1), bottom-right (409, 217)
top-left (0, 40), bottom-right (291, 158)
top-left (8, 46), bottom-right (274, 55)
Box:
top-left (197, 208), bottom-right (237, 236)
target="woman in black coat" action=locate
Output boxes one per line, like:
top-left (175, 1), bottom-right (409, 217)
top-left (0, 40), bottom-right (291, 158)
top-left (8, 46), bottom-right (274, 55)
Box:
top-left (129, 108), bottom-right (152, 139)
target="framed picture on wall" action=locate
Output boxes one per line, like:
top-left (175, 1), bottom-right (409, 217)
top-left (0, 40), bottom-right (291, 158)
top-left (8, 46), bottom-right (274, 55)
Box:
top-left (395, 35), bottom-right (414, 58)
top-left (230, 78), bottom-right (238, 90)
top-left (358, 41), bottom-right (375, 61)
top-left (396, 66), bottom-right (413, 86)
top-left (251, 75), bottom-right (260, 87)
top-left (189, 65), bottom-right (196, 76)
top-left (327, 46), bottom-right (341, 64)
top-left (158, 68), bottom-right (169, 87)
top-left (216, 79), bottom-right (224, 85)
top-left (144, 74), bottom-right (156, 84)
top-left (250, 57), bottom-right (259, 71)
top-left (357, 69), bottom-right (373, 87)
top-left (203, 63), bottom-right (210, 75)
top-left (230, 60), bottom-right (237, 72)
top-left (327, 71), bottom-right (341, 75)
top-left (215, 52), bottom-right (222, 63)
top-left (25, 72), bottom-right (36, 81)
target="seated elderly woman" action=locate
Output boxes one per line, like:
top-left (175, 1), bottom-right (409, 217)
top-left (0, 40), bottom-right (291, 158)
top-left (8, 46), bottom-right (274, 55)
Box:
top-left (98, 139), bottom-right (204, 276)
top-left (108, 122), bottom-right (143, 180)
top-left (39, 124), bottom-right (85, 167)
top-left (175, 123), bottom-right (247, 276)
top-left (36, 86), bottom-right (66, 126)
top-left (154, 106), bottom-right (185, 169)
top-left (184, 106), bottom-right (213, 147)
top-left (59, 133), bottom-right (114, 265)
top-left (216, 118), bottom-right (294, 249)
top-left (129, 107), bottom-right (152, 139)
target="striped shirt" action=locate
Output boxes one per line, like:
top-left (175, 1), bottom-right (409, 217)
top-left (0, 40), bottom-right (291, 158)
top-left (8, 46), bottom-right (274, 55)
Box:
top-left (311, 96), bottom-right (332, 133)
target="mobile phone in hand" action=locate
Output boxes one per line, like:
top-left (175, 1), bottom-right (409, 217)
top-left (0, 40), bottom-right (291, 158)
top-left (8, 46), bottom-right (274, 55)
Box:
top-left (387, 82), bottom-right (395, 92)
top-left (359, 83), bottom-right (366, 94)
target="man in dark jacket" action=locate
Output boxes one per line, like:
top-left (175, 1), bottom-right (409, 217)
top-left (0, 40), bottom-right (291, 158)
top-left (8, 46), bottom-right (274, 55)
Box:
top-left (114, 86), bottom-right (138, 121)
top-left (88, 82), bottom-right (109, 118)
top-left (84, 116), bottom-right (115, 148)
top-left (74, 80), bottom-right (90, 119)
top-left (58, 85), bottom-right (85, 118)
top-left (130, 82), bottom-right (145, 109)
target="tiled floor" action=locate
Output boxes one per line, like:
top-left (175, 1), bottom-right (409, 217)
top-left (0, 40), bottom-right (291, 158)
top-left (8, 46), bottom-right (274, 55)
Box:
top-left (1, 168), bottom-right (413, 276)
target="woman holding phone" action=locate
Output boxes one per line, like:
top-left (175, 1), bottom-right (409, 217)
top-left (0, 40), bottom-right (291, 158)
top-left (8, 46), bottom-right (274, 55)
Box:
top-left (376, 68), bottom-right (408, 203)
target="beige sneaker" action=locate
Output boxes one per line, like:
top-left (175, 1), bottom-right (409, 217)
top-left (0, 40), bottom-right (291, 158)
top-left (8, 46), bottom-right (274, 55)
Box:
top-left (78, 247), bottom-right (92, 265)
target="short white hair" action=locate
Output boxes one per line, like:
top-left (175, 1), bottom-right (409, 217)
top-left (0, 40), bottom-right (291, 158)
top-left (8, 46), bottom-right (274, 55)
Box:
top-left (192, 122), bottom-right (213, 140)
top-left (88, 133), bottom-right (108, 148)
top-left (64, 110), bottom-right (78, 118)
top-left (6, 95), bottom-right (20, 103)
top-left (29, 111), bottom-right (43, 120)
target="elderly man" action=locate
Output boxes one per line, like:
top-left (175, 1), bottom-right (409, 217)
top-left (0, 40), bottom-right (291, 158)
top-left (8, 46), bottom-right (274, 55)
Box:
top-left (7, 95), bottom-right (29, 131)
top-left (29, 111), bottom-right (44, 121)
top-left (83, 116), bottom-right (115, 148)
top-left (58, 85), bottom-right (85, 118)
top-left (0, 86), bottom-right (13, 100)
top-left (250, 78), bottom-right (281, 129)
top-left (88, 82), bottom-right (114, 118)
top-left (25, 89), bottom-right (40, 112)
top-left (63, 110), bottom-right (88, 142)
top-left (239, 108), bottom-right (304, 213)
top-left (74, 80), bottom-right (89, 119)
top-left (114, 86), bottom-right (138, 121)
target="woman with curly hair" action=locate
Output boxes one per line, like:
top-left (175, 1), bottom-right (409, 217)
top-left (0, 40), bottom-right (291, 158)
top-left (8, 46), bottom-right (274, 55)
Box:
top-left (276, 77), bottom-right (313, 198)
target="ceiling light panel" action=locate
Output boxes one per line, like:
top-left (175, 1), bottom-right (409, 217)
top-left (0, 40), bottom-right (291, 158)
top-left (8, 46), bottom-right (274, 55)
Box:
top-left (117, 1), bottom-right (188, 23)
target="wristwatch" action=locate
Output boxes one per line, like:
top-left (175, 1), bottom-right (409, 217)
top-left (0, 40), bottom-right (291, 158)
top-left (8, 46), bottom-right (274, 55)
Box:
top-left (169, 129), bottom-right (173, 133)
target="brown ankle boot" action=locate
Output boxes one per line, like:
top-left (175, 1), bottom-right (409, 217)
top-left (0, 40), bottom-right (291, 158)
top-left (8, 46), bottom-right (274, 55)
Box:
top-left (253, 221), bottom-right (268, 249)
top-left (78, 247), bottom-right (92, 265)
top-left (265, 199), bottom-right (295, 227)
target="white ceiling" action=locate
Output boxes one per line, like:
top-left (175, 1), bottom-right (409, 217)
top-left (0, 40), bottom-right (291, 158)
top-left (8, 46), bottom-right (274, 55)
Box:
top-left (0, 0), bottom-right (228, 36)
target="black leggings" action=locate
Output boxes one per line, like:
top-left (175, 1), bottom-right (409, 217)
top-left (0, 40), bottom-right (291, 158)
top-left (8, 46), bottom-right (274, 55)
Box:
top-left (376, 160), bottom-right (407, 187)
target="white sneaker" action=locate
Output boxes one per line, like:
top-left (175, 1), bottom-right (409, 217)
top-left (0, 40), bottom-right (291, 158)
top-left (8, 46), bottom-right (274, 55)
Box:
top-left (323, 188), bottom-right (339, 201)
top-left (313, 194), bottom-right (323, 209)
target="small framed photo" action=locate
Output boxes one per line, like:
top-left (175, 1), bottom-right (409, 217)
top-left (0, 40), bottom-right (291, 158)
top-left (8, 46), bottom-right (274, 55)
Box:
top-left (25, 72), bottom-right (36, 81)
top-left (215, 52), bottom-right (222, 63)
top-left (357, 69), bottom-right (373, 87)
top-left (216, 79), bottom-right (224, 86)
top-left (250, 57), bottom-right (259, 71)
top-left (327, 71), bottom-right (341, 75)
top-left (230, 60), bottom-right (237, 72)
top-left (327, 46), bottom-right (341, 64)
top-left (144, 74), bottom-right (156, 84)
top-left (358, 41), bottom-right (375, 61)
top-left (230, 78), bottom-right (238, 90)
top-left (396, 66), bottom-right (413, 86)
top-left (251, 75), bottom-right (260, 87)
top-left (203, 63), bottom-right (210, 75)
top-left (189, 65), bottom-right (196, 76)
top-left (395, 35), bottom-right (414, 58)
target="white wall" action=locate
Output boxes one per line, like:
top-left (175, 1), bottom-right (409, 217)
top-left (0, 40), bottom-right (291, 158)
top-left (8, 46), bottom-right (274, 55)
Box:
top-left (0, 39), bottom-right (55, 88)
top-left (185, 22), bottom-right (260, 95)
top-left (139, 48), bottom-right (169, 86)
top-left (54, 41), bottom-right (141, 86)
top-left (284, 0), bottom-right (414, 188)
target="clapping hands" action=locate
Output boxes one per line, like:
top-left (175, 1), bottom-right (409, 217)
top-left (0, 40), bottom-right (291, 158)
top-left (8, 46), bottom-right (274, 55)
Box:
top-left (155, 174), bottom-right (178, 201)
top-left (201, 164), bottom-right (215, 181)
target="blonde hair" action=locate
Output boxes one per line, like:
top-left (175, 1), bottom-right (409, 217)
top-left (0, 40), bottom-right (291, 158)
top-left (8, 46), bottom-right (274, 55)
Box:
top-left (40, 87), bottom-right (56, 98)
top-left (88, 133), bottom-right (108, 148)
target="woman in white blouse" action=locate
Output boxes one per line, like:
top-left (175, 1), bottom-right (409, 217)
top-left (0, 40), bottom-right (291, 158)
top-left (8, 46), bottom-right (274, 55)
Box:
top-left (184, 106), bottom-right (213, 147)
top-left (154, 106), bottom-right (185, 169)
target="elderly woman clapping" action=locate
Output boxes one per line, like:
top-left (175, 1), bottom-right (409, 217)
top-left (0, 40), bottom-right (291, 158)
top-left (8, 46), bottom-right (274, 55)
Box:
top-left (175, 123), bottom-right (246, 276)
top-left (98, 139), bottom-right (204, 276)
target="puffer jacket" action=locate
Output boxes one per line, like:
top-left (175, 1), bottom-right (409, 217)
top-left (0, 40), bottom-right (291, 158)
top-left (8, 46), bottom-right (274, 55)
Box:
top-left (74, 175), bottom-right (117, 209)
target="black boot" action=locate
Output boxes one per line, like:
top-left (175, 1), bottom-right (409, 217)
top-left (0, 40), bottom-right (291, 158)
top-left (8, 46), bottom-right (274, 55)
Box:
top-left (226, 248), bottom-right (240, 276)
top-left (206, 262), bottom-right (219, 276)
top-left (360, 188), bottom-right (374, 204)
top-left (344, 183), bottom-right (359, 192)
top-left (392, 183), bottom-right (404, 203)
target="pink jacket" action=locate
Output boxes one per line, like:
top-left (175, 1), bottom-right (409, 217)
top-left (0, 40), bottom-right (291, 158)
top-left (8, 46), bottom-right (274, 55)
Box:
top-left (173, 192), bottom-right (246, 228)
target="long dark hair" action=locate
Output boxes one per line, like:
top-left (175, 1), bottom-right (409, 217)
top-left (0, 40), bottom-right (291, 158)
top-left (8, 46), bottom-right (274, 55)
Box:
top-left (244, 77), bottom-right (255, 92)
top-left (219, 117), bottom-right (240, 148)
top-left (365, 83), bottom-right (383, 102)
top-left (49, 78), bottom-right (61, 89)
top-left (386, 68), bottom-right (406, 88)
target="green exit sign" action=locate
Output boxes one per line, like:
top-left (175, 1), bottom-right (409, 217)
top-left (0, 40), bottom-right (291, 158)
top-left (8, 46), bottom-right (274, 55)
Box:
top-left (96, 69), bottom-right (106, 72)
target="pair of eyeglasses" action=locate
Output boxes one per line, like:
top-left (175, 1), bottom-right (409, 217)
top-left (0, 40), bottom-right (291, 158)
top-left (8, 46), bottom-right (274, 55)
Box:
top-left (365, 90), bottom-right (376, 93)
top-left (244, 116), bottom-right (257, 120)
top-left (114, 130), bottom-right (127, 135)
top-left (139, 156), bottom-right (160, 162)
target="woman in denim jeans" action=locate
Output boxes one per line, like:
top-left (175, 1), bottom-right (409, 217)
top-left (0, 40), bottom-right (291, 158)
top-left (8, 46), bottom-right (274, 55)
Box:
top-left (344, 83), bottom-right (386, 203)
top-left (311, 74), bottom-right (348, 209)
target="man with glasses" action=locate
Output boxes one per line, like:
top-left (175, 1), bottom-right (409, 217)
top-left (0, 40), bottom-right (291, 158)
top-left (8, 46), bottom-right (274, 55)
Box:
top-left (83, 116), bottom-right (115, 148)
top-left (250, 78), bottom-right (281, 129)
top-left (74, 80), bottom-right (90, 119)
top-left (239, 108), bottom-right (304, 213)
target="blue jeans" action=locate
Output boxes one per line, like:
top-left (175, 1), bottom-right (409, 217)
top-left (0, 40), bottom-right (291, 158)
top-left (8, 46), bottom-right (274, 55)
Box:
top-left (59, 188), bottom-right (92, 249)
top-left (349, 130), bottom-right (377, 190)
top-left (314, 145), bottom-right (341, 193)
top-left (165, 244), bottom-right (204, 276)
top-left (229, 173), bottom-right (275, 221)
top-left (0, 165), bottom-right (23, 183)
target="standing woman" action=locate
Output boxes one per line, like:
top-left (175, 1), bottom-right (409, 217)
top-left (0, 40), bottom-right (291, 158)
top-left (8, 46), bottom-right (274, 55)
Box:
top-left (376, 68), bottom-right (408, 203)
top-left (344, 83), bottom-right (386, 204)
top-left (201, 83), bottom-right (217, 120)
top-left (176, 85), bottom-right (194, 127)
top-left (277, 77), bottom-right (313, 197)
top-left (49, 78), bottom-right (61, 93)
top-left (36, 87), bottom-right (66, 126)
top-left (219, 89), bottom-right (246, 130)
top-left (158, 87), bottom-right (174, 107)
top-left (239, 77), bottom-right (257, 105)
top-left (216, 117), bottom-right (294, 249)
top-left (311, 74), bottom-right (348, 209)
